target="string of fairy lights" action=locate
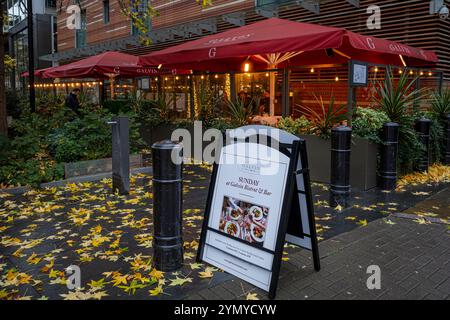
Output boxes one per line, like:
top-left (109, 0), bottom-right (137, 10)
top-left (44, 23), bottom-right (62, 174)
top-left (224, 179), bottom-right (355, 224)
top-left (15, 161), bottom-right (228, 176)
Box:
top-left (28, 67), bottom-right (436, 89)
top-left (28, 82), bottom-right (135, 89)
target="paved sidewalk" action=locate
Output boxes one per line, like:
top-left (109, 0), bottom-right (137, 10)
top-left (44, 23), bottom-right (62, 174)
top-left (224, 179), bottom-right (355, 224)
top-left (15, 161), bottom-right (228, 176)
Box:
top-left (1, 164), bottom-right (448, 300)
top-left (190, 215), bottom-right (450, 300)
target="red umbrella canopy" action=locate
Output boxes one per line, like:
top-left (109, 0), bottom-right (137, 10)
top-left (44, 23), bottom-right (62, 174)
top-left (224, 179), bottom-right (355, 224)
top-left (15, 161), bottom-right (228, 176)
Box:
top-left (138, 18), bottom-right (438, 71)
top-left (21, 67), bottom-right (54, 78)
top-left (43, 51), bottom-right (186, 79)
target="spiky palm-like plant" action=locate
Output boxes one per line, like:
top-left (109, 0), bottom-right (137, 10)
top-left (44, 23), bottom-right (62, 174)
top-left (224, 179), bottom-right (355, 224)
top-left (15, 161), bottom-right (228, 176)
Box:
top-left (227, 98), bottom-right (254, 127)
top-left (373, 71), bottom-right (428, 122)
top-left (295, 94), bottom-right (347, 138)
top-left (373, 71), bottom-right (429, 170)
top-left (430, 88), bottom-right (450, 119)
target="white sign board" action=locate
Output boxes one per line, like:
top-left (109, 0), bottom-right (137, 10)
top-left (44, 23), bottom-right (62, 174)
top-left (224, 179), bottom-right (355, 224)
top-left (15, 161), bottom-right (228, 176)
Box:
top-left (202, 143), bottom-right (290, 291)
top-left (197, 126), bottom-right (320, 299)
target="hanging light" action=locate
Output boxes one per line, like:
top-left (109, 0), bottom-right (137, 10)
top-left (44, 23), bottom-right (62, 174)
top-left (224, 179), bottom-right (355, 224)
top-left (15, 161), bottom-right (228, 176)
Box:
top-left (374, 67), bottom-right (379, 72)
top-left (243, 62), bottom-right (250, 73)
top-left (265, 72), bottom-right (269, 77)
top-left (157, 64), bottom-right (162, 69)
top-left (175, 76), bottom-right (179, 80)
top-left (214, 74), bottom-right (219, 79)
top-left (310, 68), bottom-right (315, 73)
top-left (335, 76), bottom-right (339, 82)
top-left (399, 69), bottom-right (403, 74)
top-left (420, 71), bottom-right (424, 76)
top-left (201, 75), bottom-right (205, 80)
top-left (409, 70), bottom-right (414, 75)
top-left (428, 71), bottom-right (433, 76)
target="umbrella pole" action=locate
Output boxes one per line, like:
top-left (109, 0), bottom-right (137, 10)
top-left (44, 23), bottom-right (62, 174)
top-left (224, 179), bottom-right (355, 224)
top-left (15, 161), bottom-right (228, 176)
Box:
top-left (269, 64), bottom-right (276, 116)
top-left (110, 77), bottom-right (115, 100)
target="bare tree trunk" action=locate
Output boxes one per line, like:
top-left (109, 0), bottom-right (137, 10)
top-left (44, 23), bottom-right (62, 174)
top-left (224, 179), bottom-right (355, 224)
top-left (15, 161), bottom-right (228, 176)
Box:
top-left (0, 5), bottom-right (8, 136)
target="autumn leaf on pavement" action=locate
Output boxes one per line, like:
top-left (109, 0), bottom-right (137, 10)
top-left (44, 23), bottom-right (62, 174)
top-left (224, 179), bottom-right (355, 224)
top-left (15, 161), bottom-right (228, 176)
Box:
top-left (412, 191), bottom-right (430, 196)
top-left (169, 276), bottom-right (192, 286)
top-left (357, 219), bottom-right (368, 227)
top-left (189, 262), bottom-right (203, 270)
top-left (26, 252), bottom-right (42, 265)
top-left (88, 278), bottom-right (106, 289)
top-left (384, 219), bottom-right (396, 225)
top-left (112, 274), bottom-right (129, 286)
top-left (91, 290), bottom-right (109, 300)
top-left (40, 259), bottom-right (54, 273)
top-left (149, 285), bottom-right (164, 296)
top-left (198, 266), bottom-right (218, 278)
top-left (246, 293), bottom-right (259, 300)
top-left (149, 268), bottom-right (164, 280)
top-left (414, 217), bottom-right (430, 225)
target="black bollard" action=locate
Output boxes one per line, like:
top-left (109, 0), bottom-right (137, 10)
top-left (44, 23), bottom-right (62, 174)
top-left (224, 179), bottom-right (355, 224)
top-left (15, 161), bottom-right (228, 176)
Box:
top-left (414, 118), bottom-right (432, 172)
top-left (109, 116), bottom-right (130, 194)
top-left (378, 122), bottom-right (400, 191)
top-left (152, 140), bottom-right (184, 271)
top-left (444, 114), bottom-right (450, 165)
top-left (330, 125), bottom-right (352, 207)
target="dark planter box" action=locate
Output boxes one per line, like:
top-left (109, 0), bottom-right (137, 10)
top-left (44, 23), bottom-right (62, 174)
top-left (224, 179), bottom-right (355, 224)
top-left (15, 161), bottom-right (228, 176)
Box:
top-left (64, 154), bottom-right (143, 179)
top-left (140, 123), bottom-right (186, 146)
top-left (140, 123), bottom-right (213, 162)
top-left (299, 135), bottom-right (378, 191)
top-left (141, 125), bottom-right (378, 190)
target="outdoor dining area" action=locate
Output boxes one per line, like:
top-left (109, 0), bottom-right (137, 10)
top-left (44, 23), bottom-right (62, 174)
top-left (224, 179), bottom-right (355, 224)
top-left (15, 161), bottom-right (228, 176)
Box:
top-left (25, 18), bottom-right (442, 126)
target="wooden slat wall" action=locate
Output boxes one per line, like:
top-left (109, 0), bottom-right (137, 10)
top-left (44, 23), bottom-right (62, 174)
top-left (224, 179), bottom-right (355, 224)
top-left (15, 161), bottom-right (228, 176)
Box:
top-left (57, 0), bottom-right (131, 52)
top-left (151, 0), bottom-right (254, 29)
top-left (57, 0), bottom-right (449, 80)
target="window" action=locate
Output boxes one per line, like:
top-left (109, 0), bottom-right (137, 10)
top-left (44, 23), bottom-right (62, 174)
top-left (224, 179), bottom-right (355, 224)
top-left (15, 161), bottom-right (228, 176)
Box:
top-left (75, 9), bottom-right (87, 48)
top-left (52, 16), bottom-right (58, 53)
top-left (103, 0), bottom-right (110, 24)
top-left (46, 0), bottom-right (57, 8)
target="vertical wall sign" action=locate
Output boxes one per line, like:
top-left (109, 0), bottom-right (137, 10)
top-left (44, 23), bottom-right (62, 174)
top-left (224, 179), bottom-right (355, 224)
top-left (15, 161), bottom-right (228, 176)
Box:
top-left (197, 126), bottom-right (320, 299)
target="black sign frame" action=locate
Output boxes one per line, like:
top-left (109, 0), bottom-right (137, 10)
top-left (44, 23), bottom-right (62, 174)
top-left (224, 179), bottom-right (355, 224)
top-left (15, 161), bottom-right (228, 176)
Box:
top-left (349, 60), bottom-right (369, 87)
top-left (196, 126), bottom-right (320, 299)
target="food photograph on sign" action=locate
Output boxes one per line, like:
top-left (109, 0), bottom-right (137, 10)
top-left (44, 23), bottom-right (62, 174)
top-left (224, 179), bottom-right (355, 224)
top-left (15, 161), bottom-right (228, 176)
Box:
top-left (218, 196), bottom-right (269, 247)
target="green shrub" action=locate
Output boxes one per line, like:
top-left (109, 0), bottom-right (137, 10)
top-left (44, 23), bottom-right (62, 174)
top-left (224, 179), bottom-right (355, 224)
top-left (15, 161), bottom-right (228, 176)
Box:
top-left (0, 159), bottom-right (64, 187)
top-left (48, 110), bottom-right (145, 163)
top-left (0, 134), bottom-right (10, 163)
top-left (415, 111), bottom-right (445, 163)
top-left (278, 116), bottom-right (311, 135)
top-left (352, 107), bottom-right (390, 143)
top-left (5, 90), bottom-right (23, 118)
top-left (207, 118), bottom-right (236, 132)
top-left (398, 119), bottom-right (425, 172)
top-left (136, 96), bottom-right (174, 127)
top-left (427, 89), bottom-right (450, 163)
top-left (48, 110), bottom-right (112, 163)
top-left (0, 99), bottom-right (145, 187)
top-left (102, 100), bottom-right (132, 114)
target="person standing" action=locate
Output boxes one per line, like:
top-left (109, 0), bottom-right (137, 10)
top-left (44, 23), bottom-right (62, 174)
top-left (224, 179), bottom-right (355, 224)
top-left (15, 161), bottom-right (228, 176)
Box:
top-left (65, 88), bottom-right (81, 115)
top-left (259, 90), bottom-right (270, 115)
